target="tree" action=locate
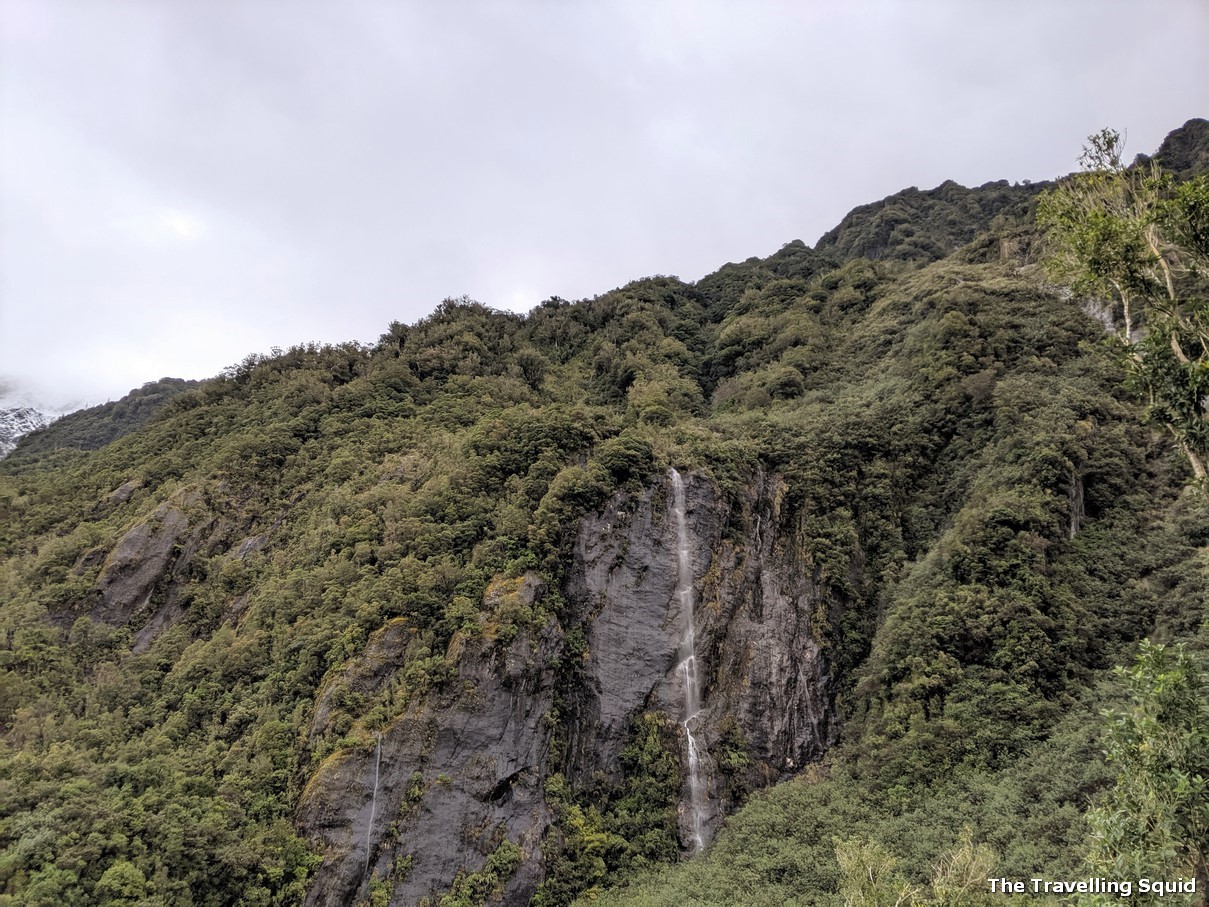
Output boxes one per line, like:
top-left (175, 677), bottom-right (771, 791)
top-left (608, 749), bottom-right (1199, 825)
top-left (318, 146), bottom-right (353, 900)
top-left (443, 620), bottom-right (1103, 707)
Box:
top-left (1038, 129), bottom-right (1209, 481)
top-left (1084, 642), bottom-right (1209, 905)
top-left (834, 828), bottom-right (1015, 906)
top-left (834, 836), bottom-right (918, 907)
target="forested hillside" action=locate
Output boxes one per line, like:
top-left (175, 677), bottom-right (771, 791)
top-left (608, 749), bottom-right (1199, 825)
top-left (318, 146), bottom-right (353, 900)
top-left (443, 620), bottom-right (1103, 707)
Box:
top-left (6, 378), bottom-right (198, 462)
top-left (1, 120), bottom-right (1206, 907)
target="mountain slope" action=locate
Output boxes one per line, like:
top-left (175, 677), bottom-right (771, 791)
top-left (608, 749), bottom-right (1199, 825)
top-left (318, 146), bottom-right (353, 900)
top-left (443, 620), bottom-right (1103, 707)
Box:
top-left (1, 121), bottom-right (1206, 907)
top-left (0, 384), bottom-right (64, 458)
top-left (5, 377), bottom-right (197, 464)
top-left (814, 178), bottom-right (1043, 263)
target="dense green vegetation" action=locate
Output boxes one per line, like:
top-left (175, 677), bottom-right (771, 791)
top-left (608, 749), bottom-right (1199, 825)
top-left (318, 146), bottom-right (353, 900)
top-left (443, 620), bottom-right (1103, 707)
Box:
top-left (815, 179), bottom-right (1043, 264)
top-left (1085, 642), bottom-right (1209, 900)
top-left (1, 120), bottom-right (1207, 906)
top-left (583, 121), bottom-right (1209, 907)
top-left (9, 378), bottom-right (197, 460)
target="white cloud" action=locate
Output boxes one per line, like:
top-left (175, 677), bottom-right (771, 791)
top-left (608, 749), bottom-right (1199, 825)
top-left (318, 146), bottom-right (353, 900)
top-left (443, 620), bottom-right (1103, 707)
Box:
top-left (160, 211), bottom-right (206, 241)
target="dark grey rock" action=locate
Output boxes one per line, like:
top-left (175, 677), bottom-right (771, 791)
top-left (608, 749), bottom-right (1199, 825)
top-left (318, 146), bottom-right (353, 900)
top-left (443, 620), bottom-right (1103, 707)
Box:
top-left (299, 603), bottom-right (561, 907)
top-left (94, 502), bottom-right (190, 624)
top-left (298, 472), bottom-right (837, 904)
top-left (564, 470), bottom-right (832, 847)
top-left (108, 479), bottom-right (143, 506)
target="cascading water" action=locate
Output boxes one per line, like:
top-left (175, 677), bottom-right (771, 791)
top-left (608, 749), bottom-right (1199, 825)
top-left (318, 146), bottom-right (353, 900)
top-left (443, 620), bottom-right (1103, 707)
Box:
top-left (365, 731), bottom-right (382, 874)
top-left (669, 468), bottom-right (708, 851)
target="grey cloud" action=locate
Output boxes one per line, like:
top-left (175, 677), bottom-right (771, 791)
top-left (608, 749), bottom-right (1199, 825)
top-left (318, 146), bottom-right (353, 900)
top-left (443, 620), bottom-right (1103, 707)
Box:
top-left (2, 0), bottom-right (1206, 406)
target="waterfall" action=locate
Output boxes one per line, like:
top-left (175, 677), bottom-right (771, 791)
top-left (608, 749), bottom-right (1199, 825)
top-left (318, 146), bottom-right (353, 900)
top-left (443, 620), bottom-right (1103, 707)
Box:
top-left (670, 468), bottom-right (708, 851)
top-left (365, 731), bottom-right (382, 874)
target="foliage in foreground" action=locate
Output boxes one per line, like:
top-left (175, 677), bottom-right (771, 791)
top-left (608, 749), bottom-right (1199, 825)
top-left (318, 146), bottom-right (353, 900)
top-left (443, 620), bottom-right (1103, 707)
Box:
top-left (1038, 127), bottom-right (1209, 481)
top-left (1085, 642), bottom-right (1209, 903)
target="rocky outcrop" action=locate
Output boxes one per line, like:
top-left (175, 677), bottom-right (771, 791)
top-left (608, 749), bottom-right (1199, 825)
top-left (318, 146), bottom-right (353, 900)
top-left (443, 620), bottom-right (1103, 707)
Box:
top-left (92, 489), bottom-right (229, 655)
top-left (108, 479), bottom-right (143, 507)
top-left (566, 469), bottom-right (833, 845)
top-left (297, 471), bottom-right (836, 904)
top-left (94, 502), bottom-right (192, 624)
top-left (309, 618), bottom-right (416, 743)
top-left (299, 589), bottom-right (561, 907)
top-left (703, 474), bottom-right (832, 779)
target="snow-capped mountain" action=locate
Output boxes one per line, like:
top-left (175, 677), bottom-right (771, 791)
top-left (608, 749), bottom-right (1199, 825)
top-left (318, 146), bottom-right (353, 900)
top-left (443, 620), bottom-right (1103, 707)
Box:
top-left (0, 406), bottom-right (55, 456)
top-left (0, 385), bottom-right (66, 457)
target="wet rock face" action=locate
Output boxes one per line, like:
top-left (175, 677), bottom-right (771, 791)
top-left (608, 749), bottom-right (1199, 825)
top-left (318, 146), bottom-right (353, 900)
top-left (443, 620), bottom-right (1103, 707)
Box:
top-left (298, 473), bottom-right (836, 903)
top-left (705, 475), bottom-right (833, 779)
top-left (299, 612), bottom-right (562, 907)
top-left (566, 471), bottom-right (833, 845)
top-left (564, 483), bottom-right (698, 782)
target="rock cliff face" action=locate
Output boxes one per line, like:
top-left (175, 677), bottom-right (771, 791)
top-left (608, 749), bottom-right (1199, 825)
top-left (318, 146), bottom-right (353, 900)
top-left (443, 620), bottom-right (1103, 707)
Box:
top-left (94, 501), bottom-right (192, 624)
top-left (565, 469), bottom-right (832, 842)
top-left (39, 465), bottom-right (835, 905)
top-left (298, 613), bottom-right (561, 906)
top-left (297, 469), bottom-right (836, 905)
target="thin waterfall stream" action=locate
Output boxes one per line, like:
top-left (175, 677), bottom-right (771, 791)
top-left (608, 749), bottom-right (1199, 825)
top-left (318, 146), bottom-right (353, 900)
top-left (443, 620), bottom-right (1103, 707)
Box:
top-left (670, 468), bottom-right (708, 851)
top-left (365, 731), bottom-right (382, 874)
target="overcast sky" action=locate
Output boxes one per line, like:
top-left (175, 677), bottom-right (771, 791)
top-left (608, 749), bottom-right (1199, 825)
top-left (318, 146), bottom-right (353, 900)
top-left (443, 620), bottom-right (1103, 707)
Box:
top-left (2, 1), bottom-right (1207, 408)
